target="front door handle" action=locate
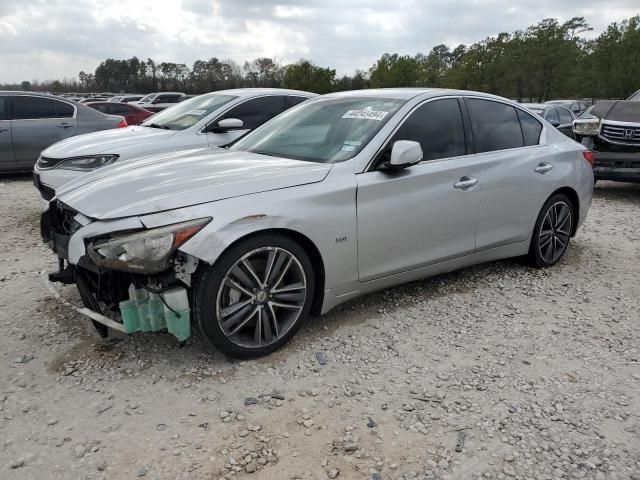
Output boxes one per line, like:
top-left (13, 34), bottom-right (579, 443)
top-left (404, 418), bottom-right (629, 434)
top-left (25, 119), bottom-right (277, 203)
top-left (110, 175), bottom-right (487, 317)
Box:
top-left (58, 123), bottom-right (72, 129)
top-left (454, 176), bottom-right (478, 189)
top-left (0, 128), bottom-right (8, 133)
top-left (534, 162), bottom-right (553, 174)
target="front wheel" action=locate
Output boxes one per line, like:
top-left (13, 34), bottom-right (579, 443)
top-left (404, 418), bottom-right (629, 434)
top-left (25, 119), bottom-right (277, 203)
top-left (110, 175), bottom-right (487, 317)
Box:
top-left (192, 234), bottom-right (315, 358)
top-left (528, 194), bottom-right (574, 268)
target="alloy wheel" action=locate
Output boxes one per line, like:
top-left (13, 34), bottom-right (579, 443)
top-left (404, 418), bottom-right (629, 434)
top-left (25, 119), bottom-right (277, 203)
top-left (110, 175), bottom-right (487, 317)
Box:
top-left (215, 247), bottom-right (307, 349)
top-left (538, 201), bottom-right (572, 264)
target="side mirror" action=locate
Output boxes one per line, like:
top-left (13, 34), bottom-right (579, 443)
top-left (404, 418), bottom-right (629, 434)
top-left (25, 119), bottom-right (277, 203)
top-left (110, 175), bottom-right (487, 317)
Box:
top-left (549, 120), bottom-right (560, 128)
top-left (209, 118), bottom-right (244, 133)
top-left (218, 118), bottom-right (244, 130)
top-left (152, 98), bottom-right (161, 104)
top-left (389, 140), bottom-right (423, 169)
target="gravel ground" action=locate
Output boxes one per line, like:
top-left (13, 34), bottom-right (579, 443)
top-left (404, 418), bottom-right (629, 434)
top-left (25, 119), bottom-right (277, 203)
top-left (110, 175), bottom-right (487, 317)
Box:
top-left (0, 175), bottom-right (638, 480)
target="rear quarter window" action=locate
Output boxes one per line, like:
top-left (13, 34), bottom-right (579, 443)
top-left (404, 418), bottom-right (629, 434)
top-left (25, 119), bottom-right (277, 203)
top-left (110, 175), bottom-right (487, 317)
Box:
top-left (517, 109), bottom-right (543, 146)
top-left (55, 101), bottom-right (74, 118)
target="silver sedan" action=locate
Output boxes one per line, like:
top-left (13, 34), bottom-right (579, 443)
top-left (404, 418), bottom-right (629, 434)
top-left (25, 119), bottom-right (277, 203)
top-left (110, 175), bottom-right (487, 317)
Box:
top-left (43, 88), bottom-right (594, 358)
top-left (0, 92), bottom-right (126, 173)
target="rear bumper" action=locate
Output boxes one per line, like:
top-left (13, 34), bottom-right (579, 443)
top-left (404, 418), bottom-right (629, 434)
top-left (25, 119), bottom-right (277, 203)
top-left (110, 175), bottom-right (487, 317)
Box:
top-left (593, 150), bottom-right (640, 183)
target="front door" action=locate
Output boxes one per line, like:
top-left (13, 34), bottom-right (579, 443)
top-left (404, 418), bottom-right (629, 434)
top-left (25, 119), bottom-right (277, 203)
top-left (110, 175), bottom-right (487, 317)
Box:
top-left (356, 98), bottom-right (481, 282)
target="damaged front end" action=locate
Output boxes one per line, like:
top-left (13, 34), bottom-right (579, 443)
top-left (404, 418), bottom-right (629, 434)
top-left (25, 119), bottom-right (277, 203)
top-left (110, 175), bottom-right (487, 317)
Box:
top-left (41, 199), bottom-right (208, 341)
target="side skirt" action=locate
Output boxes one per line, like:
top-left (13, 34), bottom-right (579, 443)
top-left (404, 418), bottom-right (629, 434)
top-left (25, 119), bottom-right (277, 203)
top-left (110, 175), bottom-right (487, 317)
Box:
top-left (320, 241), bottom-right (530, 314)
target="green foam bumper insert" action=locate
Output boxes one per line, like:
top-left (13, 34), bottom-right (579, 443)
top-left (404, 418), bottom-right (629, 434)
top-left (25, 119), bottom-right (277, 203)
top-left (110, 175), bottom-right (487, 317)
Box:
top-left (119, 299), bottom-right (140, 334)
top-left (165, 309), bottom-right (191, 342)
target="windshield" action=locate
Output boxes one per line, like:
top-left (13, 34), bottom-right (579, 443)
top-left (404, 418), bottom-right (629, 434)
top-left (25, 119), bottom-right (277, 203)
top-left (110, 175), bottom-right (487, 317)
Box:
top-left (629, 91), bottom-right (640, 101)
top-left (229, 97), bottom-right (406, 163)
top-left (139, 94), bottom-right (154, 103)
top-left (579, 107), bottom-right (596, 119)
top-left (141, 94), bottom-right (237, 131)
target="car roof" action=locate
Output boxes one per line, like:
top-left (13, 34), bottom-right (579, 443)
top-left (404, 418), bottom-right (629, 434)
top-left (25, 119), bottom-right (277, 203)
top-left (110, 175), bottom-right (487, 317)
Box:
top-left (202, 88), bottom-right (317, 98)
top-left (522, 103), bottom-right (549, 110)
top-left (546, 100), bottom-right (577, 104)
top-left (323, 88), bottom-right (513, 101)
top-left (0, 91), bottom-right (75, 99)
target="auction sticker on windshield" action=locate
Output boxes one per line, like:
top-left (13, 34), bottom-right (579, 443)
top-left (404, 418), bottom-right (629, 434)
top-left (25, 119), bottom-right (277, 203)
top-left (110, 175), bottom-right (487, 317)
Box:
top-left (185, 110), bottom-right (207, 116)
top-left (342, 110), bottom-right (389, 121)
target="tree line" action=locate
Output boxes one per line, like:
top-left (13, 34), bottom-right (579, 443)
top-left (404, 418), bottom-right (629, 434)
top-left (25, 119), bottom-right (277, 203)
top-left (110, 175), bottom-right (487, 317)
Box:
top-left (4, 15), bottom-right (639, 101)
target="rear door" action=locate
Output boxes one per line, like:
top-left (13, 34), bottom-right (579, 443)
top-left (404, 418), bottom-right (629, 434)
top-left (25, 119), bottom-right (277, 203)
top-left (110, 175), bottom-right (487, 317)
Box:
top-left (0, 96), bottom-right (14, 169)
top-left (10, 96), bottom-right (78, 167)
top-left (466, 98), bottom-right (558, 249)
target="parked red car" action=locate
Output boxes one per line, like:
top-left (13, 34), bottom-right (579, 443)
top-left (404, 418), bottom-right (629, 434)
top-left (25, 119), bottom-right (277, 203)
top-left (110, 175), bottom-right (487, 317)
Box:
top-left (86, 102), bottom-right (154, 125)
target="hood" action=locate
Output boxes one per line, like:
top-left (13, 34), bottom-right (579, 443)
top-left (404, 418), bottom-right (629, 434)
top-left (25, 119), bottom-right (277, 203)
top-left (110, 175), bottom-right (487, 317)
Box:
top-left (41, 126), bottom-right (177, 158)
top-left (56, 149), bottom-right (333, 220)
top-left (591, 100), bottom-right (640, 123)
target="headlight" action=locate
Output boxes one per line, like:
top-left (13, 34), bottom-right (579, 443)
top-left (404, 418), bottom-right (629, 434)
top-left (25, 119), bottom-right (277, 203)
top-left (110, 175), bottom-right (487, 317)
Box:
top-left (58, 154), bottom-right (120, 171)
top-left (87, 218), bottom-right (211, 273)
top-left (573, 119), bottom-right (600, 136)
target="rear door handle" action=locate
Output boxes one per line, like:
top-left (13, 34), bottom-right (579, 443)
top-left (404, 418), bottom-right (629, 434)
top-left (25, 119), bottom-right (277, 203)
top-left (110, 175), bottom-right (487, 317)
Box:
top-left (454, 176), bottom-right (478, 189)
top-left (534, 162), bottom-right (553, 173)
top-left (0, 128), bottom-right (8, 133)
top-left (58, 123), bottom-right (72, 129)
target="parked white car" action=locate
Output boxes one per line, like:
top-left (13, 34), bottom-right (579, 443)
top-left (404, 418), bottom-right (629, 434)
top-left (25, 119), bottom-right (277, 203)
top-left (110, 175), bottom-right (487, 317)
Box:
top-left (33, 88), bottom-right (316, 199)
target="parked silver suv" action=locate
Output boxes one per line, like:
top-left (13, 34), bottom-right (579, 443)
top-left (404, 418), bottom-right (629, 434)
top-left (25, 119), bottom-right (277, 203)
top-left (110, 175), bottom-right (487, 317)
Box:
top-left (0, 92), bottom-right (126, 173)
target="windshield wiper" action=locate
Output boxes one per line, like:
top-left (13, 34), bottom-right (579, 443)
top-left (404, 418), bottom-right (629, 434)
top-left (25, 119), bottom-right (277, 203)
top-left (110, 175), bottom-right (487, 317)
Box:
top-left (252, 150), bottom-right (280, 157)
top-left (144, 123), bottom-right (171, 130)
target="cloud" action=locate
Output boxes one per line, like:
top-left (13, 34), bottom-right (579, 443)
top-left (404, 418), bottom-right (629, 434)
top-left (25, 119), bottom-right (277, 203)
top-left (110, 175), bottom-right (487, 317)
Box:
top-left (0, 0), bottom-right (637, 83)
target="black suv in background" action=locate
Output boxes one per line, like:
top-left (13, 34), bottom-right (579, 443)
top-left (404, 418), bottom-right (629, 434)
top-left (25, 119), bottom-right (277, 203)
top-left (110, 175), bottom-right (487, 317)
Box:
top-left (573, 90), bottom-right (640, 183)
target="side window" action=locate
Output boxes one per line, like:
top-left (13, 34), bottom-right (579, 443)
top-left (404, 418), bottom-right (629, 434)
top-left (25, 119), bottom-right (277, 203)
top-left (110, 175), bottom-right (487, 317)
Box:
top-left (92, 104), bottom-right (109, 114)
top-left (557, 107), bottom-right (573, 124)
top-left (390, 98), bottom-right (466, 161)
top-left (465, 98), bottom-right (524, 153)
top-left (0, 97), bottom-right (7, 120)
top-left (111, 104), bottom-right (133, 115)
top-left (13, 96), bottom-right (59, 120)
top-left (544, 108), bottom-right (560, 124)
top-left (516, 109), bottom-right (543, 146)
top-left (220, 96), bottom-right (286, 129)
top-left (55, 100), bottom-right (74, 118)
top-left (158, 95), bottom-right (181, 104)
top-left (285, 96), bottom-right (308, 108)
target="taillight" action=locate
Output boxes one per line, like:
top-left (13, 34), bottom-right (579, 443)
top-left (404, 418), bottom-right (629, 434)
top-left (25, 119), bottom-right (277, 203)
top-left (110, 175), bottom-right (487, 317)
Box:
top-left (117, 119), bottom-right (127, 128)
top-left (582, 150), bottom-right (594, 166)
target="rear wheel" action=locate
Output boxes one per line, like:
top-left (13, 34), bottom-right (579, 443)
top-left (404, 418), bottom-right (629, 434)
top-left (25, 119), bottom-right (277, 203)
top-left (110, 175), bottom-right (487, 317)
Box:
top-left (193, 234), bottom-right (314, 358)
top-left (528, 194), bottom-right (574, 268)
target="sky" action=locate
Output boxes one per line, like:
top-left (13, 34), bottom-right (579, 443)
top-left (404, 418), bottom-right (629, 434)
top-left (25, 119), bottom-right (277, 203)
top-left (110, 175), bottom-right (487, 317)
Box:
top-left (0, 0), bottom-right (638, 83)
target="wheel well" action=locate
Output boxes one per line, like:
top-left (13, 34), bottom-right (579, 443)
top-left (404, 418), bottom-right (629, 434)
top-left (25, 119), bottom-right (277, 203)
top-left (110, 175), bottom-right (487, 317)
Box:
top-left (217, 228), bottom-right (326, 317)
top-left (551, 187), bottom-right (580, 236)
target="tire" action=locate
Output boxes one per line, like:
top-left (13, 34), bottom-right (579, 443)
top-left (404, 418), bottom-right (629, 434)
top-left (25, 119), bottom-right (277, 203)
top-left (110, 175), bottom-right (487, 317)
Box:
top-left (193, 234), bottom-right (315, 358)
top-left (528, 193), bottom-right (574, 268)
